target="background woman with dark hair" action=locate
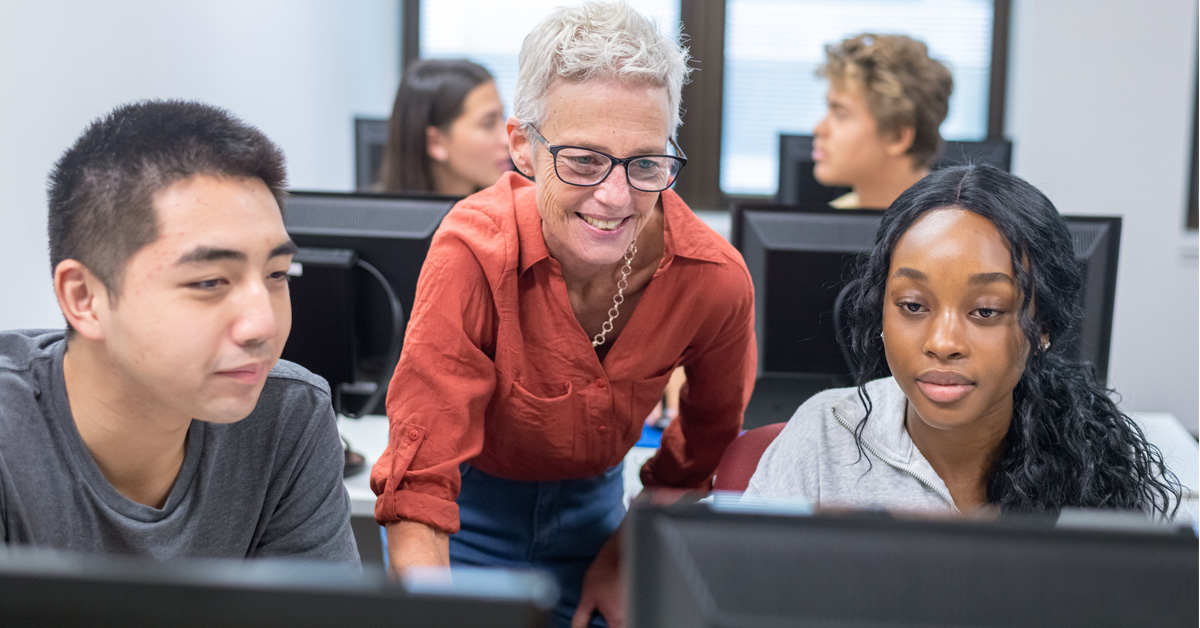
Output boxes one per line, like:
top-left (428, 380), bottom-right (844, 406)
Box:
top-left (377, 59), bottom-right (511, 194)
top-left (747, 165), bottom-right (1180, 517)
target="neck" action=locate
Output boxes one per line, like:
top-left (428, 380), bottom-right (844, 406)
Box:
top-left (62, 340), bottom-right (191, 508)
top-left (430, 163), bottom-right (477, 196)
top-left (853, 161), bottom-right (929, 209)
top-left (905, 402), bottom-right (1011, 511)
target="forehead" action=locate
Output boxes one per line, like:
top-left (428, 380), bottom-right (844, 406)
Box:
top-left (461, 80), bottom-right (502, 114)
top-left (144, 174), bottom-right (286, 258)
top-left (890, 208), bottom-right (1013, 276)
top-left (541, 79), bottom-right (670, 150)
top-left (827, 79), bottom-right (868, 107)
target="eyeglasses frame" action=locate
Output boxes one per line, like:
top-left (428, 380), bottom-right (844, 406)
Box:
top-left (526, 126), bottom-right (688, 192)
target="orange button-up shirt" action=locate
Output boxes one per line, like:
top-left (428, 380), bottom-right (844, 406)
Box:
top-left (370, 173), bottom-right (756, 533)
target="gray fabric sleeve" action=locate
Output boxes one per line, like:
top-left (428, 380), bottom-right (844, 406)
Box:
top-left (251, 397), bottom-right (360, 566)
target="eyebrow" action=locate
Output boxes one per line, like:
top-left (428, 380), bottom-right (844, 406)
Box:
top-left (892, 267), bottom-right (1014, 286)
top-left (892, 267), bottom-right (926, 281)
top-left (175, 240), bottom-right (298, 266)
top-left (968, 272), bottom-right (1015, 286)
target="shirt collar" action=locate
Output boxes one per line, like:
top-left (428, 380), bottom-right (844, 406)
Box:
top-left (511, 173), bottom-right (725, 276)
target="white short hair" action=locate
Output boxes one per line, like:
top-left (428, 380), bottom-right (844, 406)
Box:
top-left (513, 0), bottom-right (691, 138)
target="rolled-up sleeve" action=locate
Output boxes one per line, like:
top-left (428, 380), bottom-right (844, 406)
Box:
top-left (370, 211), bottom-right (502, 535)
top-left (640, 259), bottom-right (757, 490)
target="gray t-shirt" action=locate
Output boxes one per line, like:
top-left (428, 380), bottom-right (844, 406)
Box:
top-left (0, 329), bottom-right (359, 564)
top-left (745, 377), bottom-right (958, 513)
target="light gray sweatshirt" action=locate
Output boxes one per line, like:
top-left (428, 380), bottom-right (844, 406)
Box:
top-left (745, 377), bottom-right (959, 513)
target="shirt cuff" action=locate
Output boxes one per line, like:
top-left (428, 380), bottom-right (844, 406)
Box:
top-left (374, 488), bottom-right (461, 535)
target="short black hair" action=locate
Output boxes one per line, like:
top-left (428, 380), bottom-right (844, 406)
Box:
top-left (47, 99), bottom-right (288, 299)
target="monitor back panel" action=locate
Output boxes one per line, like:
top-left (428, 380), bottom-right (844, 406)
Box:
top-left (629, 505), bottom-right (1198, 628)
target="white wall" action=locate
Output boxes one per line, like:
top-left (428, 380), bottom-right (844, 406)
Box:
top-left (1006, 0), bottom-right (1199, 432)
top-left (0, 0), bottom-right (400, 329)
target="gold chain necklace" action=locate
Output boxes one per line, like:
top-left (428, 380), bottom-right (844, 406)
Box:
top-left (591, 241), bottom-right (638, 348)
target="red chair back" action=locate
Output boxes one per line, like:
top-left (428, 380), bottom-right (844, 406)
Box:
top-left (713, 422), bottom-right (786, 492)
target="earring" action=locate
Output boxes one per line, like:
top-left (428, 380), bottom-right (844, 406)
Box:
top-left (879, 331), bottom-right (885, 341)
top-left (1041, 340), bottom-right (1051, 351)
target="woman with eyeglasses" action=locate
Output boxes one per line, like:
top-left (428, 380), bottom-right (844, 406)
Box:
top-left (369, 3), bottom-right (755, 627)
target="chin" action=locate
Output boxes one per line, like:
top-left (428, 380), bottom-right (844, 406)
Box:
top-left (197, 394), bottom-right (264, 424)
top-left (813, 166), bottom-right (846, 188)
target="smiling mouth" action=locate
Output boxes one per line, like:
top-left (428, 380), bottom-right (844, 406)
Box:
top-left (579, 213), bottom-right (627, 232)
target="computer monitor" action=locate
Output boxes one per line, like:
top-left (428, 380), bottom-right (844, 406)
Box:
top-left (0, 547), bottom-right (556, 628)
top-left (735, 205), bottom-right (1122, 429)
top-left (775, 134), bottom-right (1013, 206)
top-left (626, 501), bottom-right (1197, 628)
top-left (354, 116), bottom-right (390, 191)
top-left (281, 190), bottom-right (459, 416)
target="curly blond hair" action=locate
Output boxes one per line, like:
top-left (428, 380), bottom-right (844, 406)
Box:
top-left (820, 33), bottom-right (953, 168)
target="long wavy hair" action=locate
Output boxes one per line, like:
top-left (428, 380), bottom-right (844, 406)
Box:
top-left (378, 59), bottom-right (494, 193)
top-left (846, 164), bottom-right (1180, 516)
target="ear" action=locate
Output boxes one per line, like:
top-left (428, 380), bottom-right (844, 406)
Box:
top-left (506, 116), bottom-right (534, 178)
top-left (426, 126), bottom-right (449, 163)
top-left (884, 125), bottom-right (917, 158)
top-left (54, 259), bottom-right (108, 340)
top-left (1040, 331), bottom-right (1051, 352)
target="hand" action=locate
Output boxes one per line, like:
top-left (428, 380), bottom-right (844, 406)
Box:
top-left (571, 532), bottom-right (625, 628)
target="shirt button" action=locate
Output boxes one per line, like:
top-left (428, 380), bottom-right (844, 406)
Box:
top-left (408, 429), bottom-right (420, 441)
top-left (596, 379), bottom-right (606, 389)
top-left (597, 425), bottom-right (609, 435)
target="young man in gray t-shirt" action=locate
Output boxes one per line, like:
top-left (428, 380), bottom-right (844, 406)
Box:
top-left (0, 101), bottom-right (358, 564)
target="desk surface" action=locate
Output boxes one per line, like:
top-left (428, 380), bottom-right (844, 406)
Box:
top-left (338, 416), bottom-right (659, 517)
top-left (342, 411), bottom-right (1199, 519)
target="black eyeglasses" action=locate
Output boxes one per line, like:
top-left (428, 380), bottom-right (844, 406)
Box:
top-left (527, 126), bottom-right (687, 192)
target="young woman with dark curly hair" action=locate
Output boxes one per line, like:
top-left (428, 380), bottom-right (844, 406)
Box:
top-left (746, 165), bottom-right (1180, 517)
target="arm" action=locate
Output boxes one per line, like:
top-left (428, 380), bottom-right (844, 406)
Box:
top-left (572, 526), bottom-right (624, 628)
top-left (369, 211), bottom-right (502, 566)
top-left (640, 266), bottom-right (757, 490)
top-left (254, 396), bottom-right (360, 565)
top-left (385, 519), bottom-right (449, 576)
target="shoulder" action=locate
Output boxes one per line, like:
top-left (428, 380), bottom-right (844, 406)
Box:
top-left (214, 359), bottom-right (338, 468)
top-left (747, 384), bottom-right (861, 497)
top-left (0, 330), bottom-right (62, 415)
top-left (776, 384), bottom-right (862, 444)
top-left (0, 329), bottom-right (63, 374)
top-left (663, 191), bottom-right (750, 276)
top-left (248, 359), bottom-right (334, 432)
top-left (258, 359), bottom-right (333, 411)
top-left (435, 174), bottom-right (524, 250)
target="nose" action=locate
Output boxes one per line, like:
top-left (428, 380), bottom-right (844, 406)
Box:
top-left (231, 279), bottom-right (282, 348)
top-left (593, 163), bottom-right (634, 206)
top-left (923, 310), bottom-right (967, 361)
top-left (813, 114), bottom-right (829, 138)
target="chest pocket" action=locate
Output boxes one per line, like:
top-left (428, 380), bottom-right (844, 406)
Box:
top-left (500, 380), bottom-right (578, 461)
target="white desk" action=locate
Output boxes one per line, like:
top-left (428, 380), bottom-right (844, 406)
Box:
top-left (338, 415), bottom-right (659, 517)
top-left (1130, 412), bottom-right (1200, 520)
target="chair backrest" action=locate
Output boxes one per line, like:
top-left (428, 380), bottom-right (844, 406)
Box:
top-left (713, 422), bottom-right (787, 492)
